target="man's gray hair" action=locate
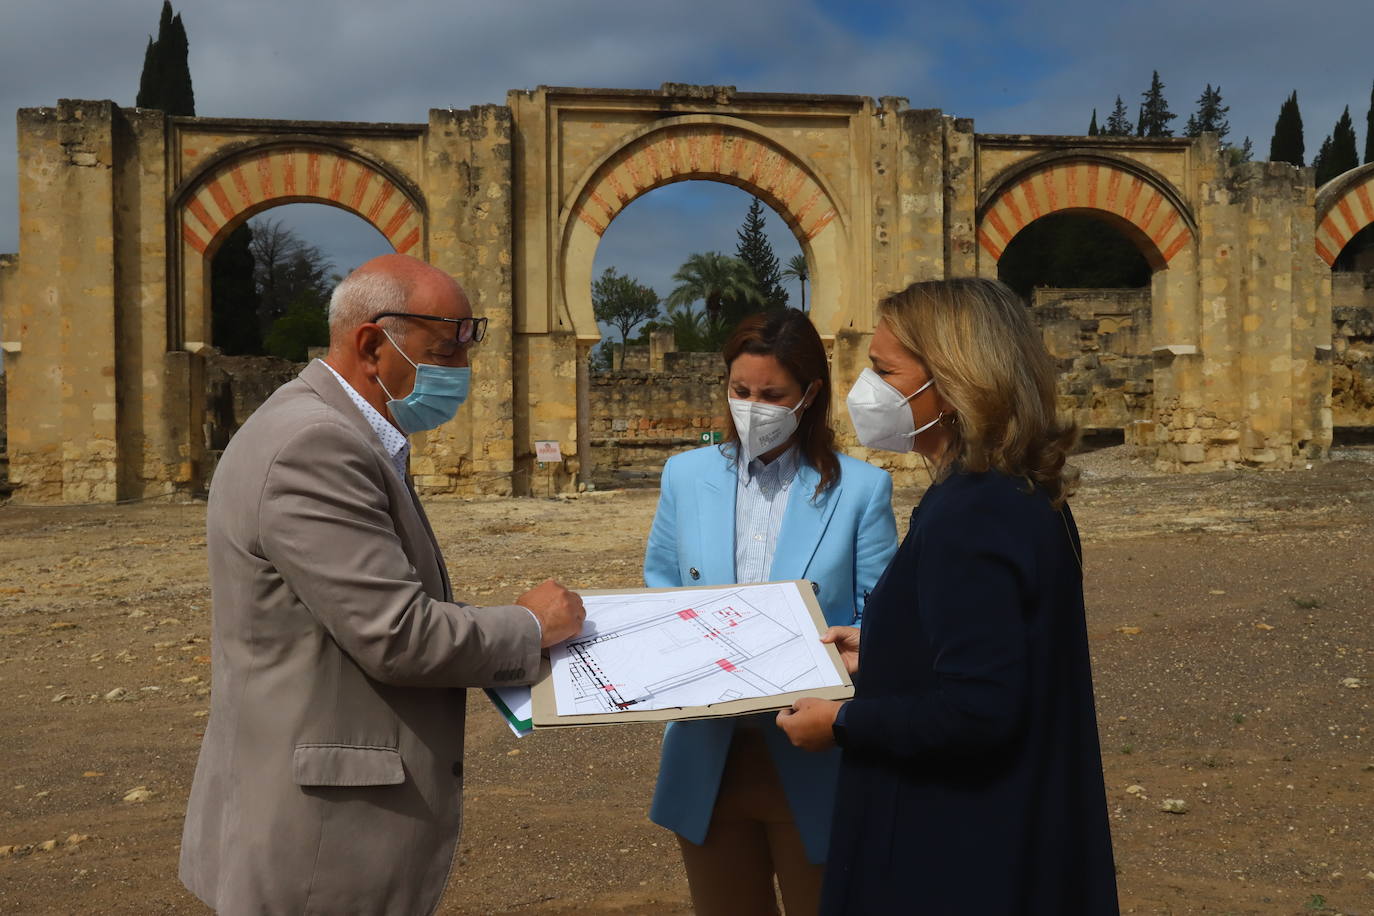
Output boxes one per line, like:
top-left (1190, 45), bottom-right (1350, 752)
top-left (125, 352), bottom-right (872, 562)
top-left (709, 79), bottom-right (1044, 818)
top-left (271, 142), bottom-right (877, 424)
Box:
top-left (328, 270), bottom-right (409, 340)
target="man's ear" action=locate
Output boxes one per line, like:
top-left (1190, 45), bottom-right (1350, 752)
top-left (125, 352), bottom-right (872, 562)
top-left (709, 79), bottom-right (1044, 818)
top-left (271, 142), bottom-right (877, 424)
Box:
top-left (355, 324), bottom-right (386, 373)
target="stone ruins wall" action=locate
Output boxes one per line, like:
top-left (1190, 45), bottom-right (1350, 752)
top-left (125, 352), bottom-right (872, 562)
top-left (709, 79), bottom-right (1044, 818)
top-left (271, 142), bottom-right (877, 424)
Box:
top-left (1030, 288), bottom-right (1153, 435)
top-left (588, 351), bottom-right (725, 488)
top-left (1332, 272), bottom-right (1374, 428)
top-left (5, 89), bottom-right (1363, 502)
top-left (144, 278), bottom-right (1374, 495)
top-left (202, 353), bottom-right (302, 483)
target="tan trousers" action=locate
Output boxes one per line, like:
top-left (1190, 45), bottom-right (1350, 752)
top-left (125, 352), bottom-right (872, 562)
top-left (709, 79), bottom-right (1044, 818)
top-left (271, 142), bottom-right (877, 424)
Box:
top-left (675, 727), bottom-right (824, 916)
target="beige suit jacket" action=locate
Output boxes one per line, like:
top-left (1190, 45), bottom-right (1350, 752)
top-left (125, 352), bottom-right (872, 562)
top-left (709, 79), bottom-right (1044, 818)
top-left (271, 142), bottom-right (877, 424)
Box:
top-left (179, 360), bottom-right (540, 915)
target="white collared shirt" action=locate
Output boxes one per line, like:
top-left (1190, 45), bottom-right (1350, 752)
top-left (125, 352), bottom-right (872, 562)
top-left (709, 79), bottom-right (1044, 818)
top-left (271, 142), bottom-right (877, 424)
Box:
top-left (733, 444), bottom-right (801, 583)
top-left (320, 360), bottom-right (410, 481)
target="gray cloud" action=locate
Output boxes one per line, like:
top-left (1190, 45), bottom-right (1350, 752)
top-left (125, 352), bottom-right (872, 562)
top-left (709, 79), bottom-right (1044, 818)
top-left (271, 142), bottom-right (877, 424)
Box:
top-left (4, 0), bottom-right (1373, 330)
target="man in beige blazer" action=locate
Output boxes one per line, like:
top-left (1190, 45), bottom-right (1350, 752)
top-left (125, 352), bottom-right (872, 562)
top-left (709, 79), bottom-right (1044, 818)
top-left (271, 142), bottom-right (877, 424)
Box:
top-left (180, 254), bottom-right (584, 914)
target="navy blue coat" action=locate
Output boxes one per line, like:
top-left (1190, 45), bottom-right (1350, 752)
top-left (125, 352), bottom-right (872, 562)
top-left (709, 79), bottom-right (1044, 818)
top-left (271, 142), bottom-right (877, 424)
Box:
top-left (822, 469), bottom-right (1119, 915)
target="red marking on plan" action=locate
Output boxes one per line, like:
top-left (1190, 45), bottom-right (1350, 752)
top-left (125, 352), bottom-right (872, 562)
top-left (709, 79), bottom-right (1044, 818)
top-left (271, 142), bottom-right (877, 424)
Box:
top-left (678, 609), bottom-right (698, 619)
top-left (715, 659), bottom-right (736, 672)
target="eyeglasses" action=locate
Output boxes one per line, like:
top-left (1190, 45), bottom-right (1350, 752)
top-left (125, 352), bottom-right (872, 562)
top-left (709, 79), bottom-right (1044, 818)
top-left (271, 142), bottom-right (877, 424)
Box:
top-left (371, 312), bottom-right (488, 344)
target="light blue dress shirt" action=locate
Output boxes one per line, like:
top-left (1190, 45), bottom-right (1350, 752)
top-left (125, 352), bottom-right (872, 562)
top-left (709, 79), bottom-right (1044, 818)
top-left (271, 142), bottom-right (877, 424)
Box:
top-left (733, 445), bottom-right (800, 584)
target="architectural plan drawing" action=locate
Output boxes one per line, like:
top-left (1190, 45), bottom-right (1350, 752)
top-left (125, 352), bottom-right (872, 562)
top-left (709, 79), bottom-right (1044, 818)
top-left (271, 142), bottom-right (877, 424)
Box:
top-left (547, 581), bottom-right (847, 719)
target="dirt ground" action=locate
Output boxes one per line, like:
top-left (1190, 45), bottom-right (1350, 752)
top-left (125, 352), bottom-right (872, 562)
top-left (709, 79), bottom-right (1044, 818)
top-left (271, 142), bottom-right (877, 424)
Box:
top-left (1, 446), bottom-right (1372, 915)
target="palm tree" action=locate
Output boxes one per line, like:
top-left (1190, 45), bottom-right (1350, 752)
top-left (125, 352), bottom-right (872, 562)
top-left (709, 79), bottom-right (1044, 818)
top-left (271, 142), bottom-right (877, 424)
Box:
top-left (665, 252), bottom-right (762, 322)
top-left (662, 302), bottom-right (733, 352)
top-left (781, 253), bottom-right (809, 311)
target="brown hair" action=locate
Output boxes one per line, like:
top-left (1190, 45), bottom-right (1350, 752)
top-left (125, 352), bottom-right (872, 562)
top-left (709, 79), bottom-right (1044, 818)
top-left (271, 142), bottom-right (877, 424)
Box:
top-left (877, 278), bottom-right (1079, 507)
top-left (721, 309), bottom-right (840, 498)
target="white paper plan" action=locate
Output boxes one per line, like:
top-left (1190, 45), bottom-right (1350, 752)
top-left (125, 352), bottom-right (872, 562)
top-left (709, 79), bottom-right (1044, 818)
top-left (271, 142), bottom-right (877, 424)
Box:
top-left (550, 581), bottom-right (844, 716)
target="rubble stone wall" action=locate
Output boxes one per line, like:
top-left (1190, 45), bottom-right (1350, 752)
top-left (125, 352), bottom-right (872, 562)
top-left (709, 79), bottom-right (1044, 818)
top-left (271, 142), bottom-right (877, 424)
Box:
top-left (1030, 288), bottom-right (1153, 434)
top-left (588, 351), bottom-right (725, 487)
top-left (1332, 272), bottom-right (1374, 427)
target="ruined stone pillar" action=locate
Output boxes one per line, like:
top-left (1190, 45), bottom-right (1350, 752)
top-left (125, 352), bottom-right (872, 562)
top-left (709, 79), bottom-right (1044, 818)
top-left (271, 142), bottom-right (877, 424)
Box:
top-left (7, 102), bottom-right (122, 502)
top-left (114, 109), bottom-right (178, 499)
top-left (1163, 157), bottom-right (1331, 469)
top-left (576, 341), bottom-right (591, 488)
top-left (415, 105), bottom-right (517, 495)
top-left (648, 329), bottom-right (674, 373)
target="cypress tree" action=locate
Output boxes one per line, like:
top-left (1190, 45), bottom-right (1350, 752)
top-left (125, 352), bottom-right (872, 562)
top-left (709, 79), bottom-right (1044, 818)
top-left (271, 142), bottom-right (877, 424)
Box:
top-left (1317, 107), bottom-right (1360, 185)
top-left (1365, 81), bottom-right (1374, 164)
top-left (1088, 109), bottom-right (1099, 136)
top-left (164, 11), bottom-right (195, 116)
top-left (1184, 84), bottom-right (1230, 142)
top-left (135, 1), bottom-right (195, 116)
top-left (138, 1), bottom-right (254, 354)
top-left (733, 197), bottom-right (787, 312)
top-left (1137, 71), bottom-right (1176, 138)
top-left (1104, 96), bottom-right (1132, 137)
top-left (1269, 91), bottom-right (1305, 167)
top-left (136, 36), bottom-right (158, 109)
top-left (1312, 135), bottom-right (1335, 186)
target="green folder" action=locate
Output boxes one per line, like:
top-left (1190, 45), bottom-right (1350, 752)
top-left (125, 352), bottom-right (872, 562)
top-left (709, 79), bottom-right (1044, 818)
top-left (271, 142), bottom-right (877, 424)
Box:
top-left (485, 687), bottom-right (533, 736)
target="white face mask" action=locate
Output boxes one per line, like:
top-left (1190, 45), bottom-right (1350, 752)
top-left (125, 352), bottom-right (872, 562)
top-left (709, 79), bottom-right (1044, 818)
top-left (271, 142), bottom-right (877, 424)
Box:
top-left (846, 368), bottom-right (941, 452)
top-left (728, 391), bottom-right (809, 464)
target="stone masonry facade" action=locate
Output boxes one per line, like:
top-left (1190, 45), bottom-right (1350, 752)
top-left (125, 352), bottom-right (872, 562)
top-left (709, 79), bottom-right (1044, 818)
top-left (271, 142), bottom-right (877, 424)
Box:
top-left (4, 86), bottom-right (1371, 502)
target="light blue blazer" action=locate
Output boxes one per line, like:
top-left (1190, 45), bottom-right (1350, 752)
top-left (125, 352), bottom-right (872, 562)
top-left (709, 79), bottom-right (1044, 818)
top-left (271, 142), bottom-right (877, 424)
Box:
top-left (643, 444), bottom-right (898, 863)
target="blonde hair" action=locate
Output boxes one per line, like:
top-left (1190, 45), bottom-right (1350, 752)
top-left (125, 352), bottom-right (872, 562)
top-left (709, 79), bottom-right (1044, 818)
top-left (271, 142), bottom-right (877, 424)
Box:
top-left (877, 278), bottom-right (1079, 507)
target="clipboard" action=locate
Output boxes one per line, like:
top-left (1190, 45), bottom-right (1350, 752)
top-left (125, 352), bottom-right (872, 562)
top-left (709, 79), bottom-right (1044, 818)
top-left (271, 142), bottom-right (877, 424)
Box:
top-left (531, 579), bottom-right (853, 728)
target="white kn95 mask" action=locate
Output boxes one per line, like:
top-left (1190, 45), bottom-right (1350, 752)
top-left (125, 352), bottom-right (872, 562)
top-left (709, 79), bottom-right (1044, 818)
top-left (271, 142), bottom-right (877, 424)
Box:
top-left (846, 368), bottom-right (942, 452)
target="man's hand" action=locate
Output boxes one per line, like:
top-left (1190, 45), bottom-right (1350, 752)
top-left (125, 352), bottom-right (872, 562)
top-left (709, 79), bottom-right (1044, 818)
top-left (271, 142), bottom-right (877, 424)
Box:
top-left (775, 697), bottom-right (842, 751)
top-left (821, 625), bottom-right (861, 675)
top-left (517, 579), bottom-right (586, 648)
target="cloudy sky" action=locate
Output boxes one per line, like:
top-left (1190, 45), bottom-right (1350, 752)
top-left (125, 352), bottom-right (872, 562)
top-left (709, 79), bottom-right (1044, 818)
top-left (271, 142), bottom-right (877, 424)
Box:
top-left (3, 0), bottom-right (1373, 326)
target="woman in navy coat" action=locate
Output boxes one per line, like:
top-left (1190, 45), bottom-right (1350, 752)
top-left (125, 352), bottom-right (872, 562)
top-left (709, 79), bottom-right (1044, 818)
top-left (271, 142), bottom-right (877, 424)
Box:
top-left (645, 309), bottom-right (898, 915)
top-left (777, 279), bottom-right (1119, 914)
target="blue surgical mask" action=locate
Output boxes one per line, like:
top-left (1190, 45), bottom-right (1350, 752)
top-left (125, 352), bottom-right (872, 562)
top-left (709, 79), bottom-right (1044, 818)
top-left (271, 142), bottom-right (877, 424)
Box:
top-left (376, 329), bottom-right (471, 435)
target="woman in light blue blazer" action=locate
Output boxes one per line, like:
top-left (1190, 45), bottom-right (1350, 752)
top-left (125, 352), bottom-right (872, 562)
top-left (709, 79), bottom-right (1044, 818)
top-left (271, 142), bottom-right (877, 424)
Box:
top-left (643, 309), bottom-right (898, 915)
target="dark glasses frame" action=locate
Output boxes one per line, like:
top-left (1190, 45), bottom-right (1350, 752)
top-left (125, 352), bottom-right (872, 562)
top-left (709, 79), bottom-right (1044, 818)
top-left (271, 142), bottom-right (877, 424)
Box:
top-left (371, 312), bottom-right (488, 344)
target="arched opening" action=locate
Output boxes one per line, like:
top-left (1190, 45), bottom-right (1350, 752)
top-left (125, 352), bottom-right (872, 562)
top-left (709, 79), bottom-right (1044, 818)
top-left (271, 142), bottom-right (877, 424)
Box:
top-left (997, 211), bottom-right (1153, 298)
top-left (203, 202), bottom-right (394, 469)
top-left (997, 210), bottom-right (1160, 449)
top-left (173, 142), bottom-right (426, 492)
top-left (587, 180), bottom-right (806, 488)
top-left (1000, 208), bottom-right (1159, 450)
top-left (978, 158), bottom-right (1196, 451)
top-left (1329, 222), bottom-right (1374, 447)
top-left (558, 119), bottom-right (847, 344)
top-left (543, 118), bottom-right (849, 495)
top-left (203, 199), bottom-right (398, 461)
top-left (209, 203), bottom-right (393, 358)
